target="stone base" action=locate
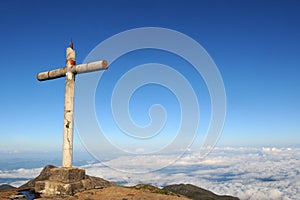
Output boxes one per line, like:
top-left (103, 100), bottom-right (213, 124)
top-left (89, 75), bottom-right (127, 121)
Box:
top-left (35, 168), bottom-right (91, 197)
top-left (35, 180), bottom-right (83, 196)
top-left (49, 168), bottom-right (85, 183)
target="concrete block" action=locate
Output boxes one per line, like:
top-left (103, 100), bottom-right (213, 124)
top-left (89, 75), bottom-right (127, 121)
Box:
top-left (35, 180), bottom-right (84, 196)
top-left (49, 168), bottom-right (85, 183)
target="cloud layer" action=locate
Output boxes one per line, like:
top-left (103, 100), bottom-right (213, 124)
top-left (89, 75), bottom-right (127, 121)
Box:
top-left (1, 147), bottom-right (299, 200)
top-left (83, 147), bottom-right (300, 200)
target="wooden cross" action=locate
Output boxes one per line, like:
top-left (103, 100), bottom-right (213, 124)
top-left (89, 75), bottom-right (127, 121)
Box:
top-left (37, 41), bottom-right (108, 168)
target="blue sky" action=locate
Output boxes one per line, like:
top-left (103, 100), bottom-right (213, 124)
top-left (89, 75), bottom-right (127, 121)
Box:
top-left (0, 0), bottom-right (300, 155)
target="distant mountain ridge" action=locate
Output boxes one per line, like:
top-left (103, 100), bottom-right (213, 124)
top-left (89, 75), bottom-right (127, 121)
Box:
top-left (0, 184), bottom-right (16, 191)
top-left (164, 184), bottom-right (239, 200)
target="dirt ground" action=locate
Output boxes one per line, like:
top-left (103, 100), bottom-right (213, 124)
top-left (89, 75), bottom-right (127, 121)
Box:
top-left (0, 186), bottom-right (190, 200)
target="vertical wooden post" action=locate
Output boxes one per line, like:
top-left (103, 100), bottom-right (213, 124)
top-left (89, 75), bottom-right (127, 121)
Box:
top-left (62, 41), bottom-right (76, 168)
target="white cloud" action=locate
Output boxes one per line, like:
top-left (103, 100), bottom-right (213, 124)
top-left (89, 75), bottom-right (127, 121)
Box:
top-left (10, 180), bottom-right (28, 187)
top-left (0, 147), bottom-right (299, 200)
top-left (83, 147), bottom-right (300, 200)
top-left (0, 168), bottom-right (41, 179)
top-left (84, 154), bottom-right (179, 173)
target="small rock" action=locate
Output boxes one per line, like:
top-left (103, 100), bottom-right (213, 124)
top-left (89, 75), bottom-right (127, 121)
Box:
top-left (9, 194), bottom-right (25, 200)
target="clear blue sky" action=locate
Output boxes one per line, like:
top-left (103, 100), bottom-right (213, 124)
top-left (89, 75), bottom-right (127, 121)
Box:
top-left (0, 0), bottom-right (299, 154)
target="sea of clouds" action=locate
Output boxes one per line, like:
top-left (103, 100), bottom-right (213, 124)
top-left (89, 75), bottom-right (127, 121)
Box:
top-left (1, 147), bottom-right (299, 200)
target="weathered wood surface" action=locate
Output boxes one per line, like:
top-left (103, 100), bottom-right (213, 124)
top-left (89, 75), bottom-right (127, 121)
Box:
top-left (37, 60), bottom-right (108, 81)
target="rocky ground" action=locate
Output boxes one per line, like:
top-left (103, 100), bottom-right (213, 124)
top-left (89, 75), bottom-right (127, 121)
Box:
top-left (0, 165), bottom-right (239, 200)
top-left (0, 186), bottom-right (189, 200)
